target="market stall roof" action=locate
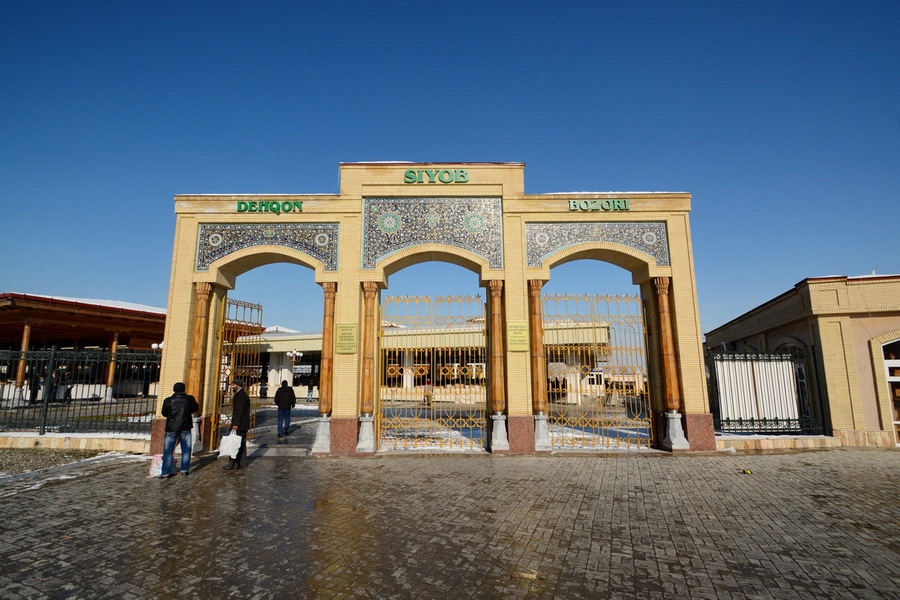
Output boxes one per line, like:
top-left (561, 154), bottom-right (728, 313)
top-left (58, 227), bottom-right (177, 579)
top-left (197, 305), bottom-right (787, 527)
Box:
top-left (0, 293), bottom-right (166, 349)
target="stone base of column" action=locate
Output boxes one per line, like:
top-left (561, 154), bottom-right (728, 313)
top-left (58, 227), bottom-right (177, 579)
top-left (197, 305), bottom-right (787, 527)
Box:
top-left (330, 418), bottom-right (359, 455)
top-left (534, 413), bottom-right (552, 452)
top-left (356, 414), bottom-right (375, 454)
top-left (102, 387), bottom-right (114, 403)
top-left (684, 412), bottom-right (716, 451)
top-left (663, 410), bottom-right (690, 451)
top-left (311, 415), bottom-right (331, 454)
top-left (490, 413), bottom-right (509, 452)
top-left (149, 417), bottom-right (166, 455)
top-left (8, 387), bottom-right (27, 408)
top-left (507, 415), bottom-right (535, 454)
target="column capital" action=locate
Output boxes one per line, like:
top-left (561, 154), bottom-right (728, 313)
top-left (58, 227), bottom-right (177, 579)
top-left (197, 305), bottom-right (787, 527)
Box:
top-left (528, 279), bottom-right (544, 298)
top-left (653, 276), bottom-right (670, 295)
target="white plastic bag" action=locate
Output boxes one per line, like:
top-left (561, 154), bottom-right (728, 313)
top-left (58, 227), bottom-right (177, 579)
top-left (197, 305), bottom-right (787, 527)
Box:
top-left (147, 454), bottom-right (163, 478)
top-left (218, 431), bottom-right (241, 459)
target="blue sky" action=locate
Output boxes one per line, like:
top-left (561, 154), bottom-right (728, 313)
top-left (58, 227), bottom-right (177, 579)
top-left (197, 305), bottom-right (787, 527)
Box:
top-left (1, 1), bottom-right (897, 335)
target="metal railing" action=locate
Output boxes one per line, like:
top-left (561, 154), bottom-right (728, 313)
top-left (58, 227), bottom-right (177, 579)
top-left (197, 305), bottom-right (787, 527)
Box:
top-left (0, 347), bottom-right (160, 434)
top-left (706, 349), bottom-right (826, 435)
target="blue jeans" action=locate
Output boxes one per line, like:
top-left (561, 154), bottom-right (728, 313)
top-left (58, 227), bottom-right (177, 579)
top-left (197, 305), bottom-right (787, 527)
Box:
top-left (277, 409), bottom-right (291, 436)
top-left (161, 430), bottom-right (192, 475)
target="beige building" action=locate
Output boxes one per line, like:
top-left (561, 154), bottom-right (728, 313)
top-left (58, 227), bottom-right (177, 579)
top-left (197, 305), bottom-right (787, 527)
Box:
top-left (705, 275), bottom-right (900, 447)
top-left (156, 162), bottom-right (713, 455)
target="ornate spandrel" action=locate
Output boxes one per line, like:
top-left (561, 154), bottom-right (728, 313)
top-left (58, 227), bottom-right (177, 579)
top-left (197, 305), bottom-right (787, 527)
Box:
top-left (196, 223), bottom-right (340, 271)
top-left (525, 222), bottom-right (669, 267)
top-left (362, 197), bottom-right (503, 269)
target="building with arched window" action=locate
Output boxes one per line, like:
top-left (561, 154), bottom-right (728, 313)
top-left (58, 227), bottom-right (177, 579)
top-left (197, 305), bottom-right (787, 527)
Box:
top-left (705, 275), bottom-right (900, 447)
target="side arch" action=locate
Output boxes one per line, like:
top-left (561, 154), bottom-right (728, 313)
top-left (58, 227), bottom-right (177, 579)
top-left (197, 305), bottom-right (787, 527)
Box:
top-left (199, 245), bottom-right (330, 290)
top-left (531, 241), bottom-right (671, 284)
top-left (870, 328), bottom-right (900, 437)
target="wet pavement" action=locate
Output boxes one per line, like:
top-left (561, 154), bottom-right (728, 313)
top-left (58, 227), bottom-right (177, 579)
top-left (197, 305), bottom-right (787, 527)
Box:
top-left (1, 418), bottom-right (899, 599)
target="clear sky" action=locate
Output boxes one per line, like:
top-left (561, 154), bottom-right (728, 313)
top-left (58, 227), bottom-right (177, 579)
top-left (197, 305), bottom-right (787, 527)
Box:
top-left (2, 1), bottom-right (897, 336)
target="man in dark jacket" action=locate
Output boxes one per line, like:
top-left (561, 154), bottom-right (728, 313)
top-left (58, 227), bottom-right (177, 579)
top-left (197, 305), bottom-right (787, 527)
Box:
top-left (224, 379), bottom-right (251, 470)
top-left (273, 380), bottom-right (296, 439)
top-left (160, 382), bottom-right (199, 478)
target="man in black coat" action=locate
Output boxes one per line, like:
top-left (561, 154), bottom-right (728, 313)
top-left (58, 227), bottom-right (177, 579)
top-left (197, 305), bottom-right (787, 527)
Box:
top-left (273, 380), bottom-right (296, 439)
top-left (160, 382), bottom-right (199, 478)
top-left (224, 379), bottom-right (251, 470)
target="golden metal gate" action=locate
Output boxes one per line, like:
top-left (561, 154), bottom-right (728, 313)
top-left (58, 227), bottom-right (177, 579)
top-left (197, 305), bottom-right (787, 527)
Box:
top-left (377, 295), bottom-right (488, 451)
top-left (543, 294), bottom-right (652, 449)
top-left (210, 298), bottom-right (263, 449)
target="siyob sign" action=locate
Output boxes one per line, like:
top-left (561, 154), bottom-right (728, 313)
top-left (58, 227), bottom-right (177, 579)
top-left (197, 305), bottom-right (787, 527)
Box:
top-left (403, 169), bottom-right (469, 184)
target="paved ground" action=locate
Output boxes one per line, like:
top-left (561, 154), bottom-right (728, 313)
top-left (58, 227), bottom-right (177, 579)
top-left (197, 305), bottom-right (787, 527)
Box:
top-left (0, 418), bottom-right (898, 599)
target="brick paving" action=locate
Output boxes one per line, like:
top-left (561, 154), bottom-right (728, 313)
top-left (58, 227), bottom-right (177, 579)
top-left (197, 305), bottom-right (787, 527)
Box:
top-left (0, 431), bottom-right (898, 599)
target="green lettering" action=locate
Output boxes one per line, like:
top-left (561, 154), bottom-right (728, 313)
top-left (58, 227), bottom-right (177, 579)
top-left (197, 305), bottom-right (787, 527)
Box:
top-left (270, 201), bottom-right (280, 214)
top-left (591, 199), bottom-right (601, 211)
top-left (281, 201), bottom-right (292, 212)
top-left (569, 200), bottom-right (579, 211)
top-left (623, 199), bottom-right (630, 210)
top-left (417, 170), bottom-right (424, 183)
top-left (580, 200), bottom-right (591, 211)
top-left (438, 169), bottom-right (453, 183)
top-left (613, 199), bottom-right (625, 210)
top-left (237, 201), bottom-right (249, 212)
top-left (456, 169), bottom-right (469, 183)
top-left (601, 199), bottom-right (613, 211)
top-left (403, 170), bottom-right (417, 184)
top-left (249, 201), bottom-right (258, 212)
top-left (293, 201), bottom-right (303, 211)
top-left (424, 169), bottom-right (438, 183)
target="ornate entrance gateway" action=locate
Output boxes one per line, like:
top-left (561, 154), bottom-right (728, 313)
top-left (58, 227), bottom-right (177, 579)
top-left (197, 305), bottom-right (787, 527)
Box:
top-left (156, 162), bottom-right (713, 456)
top-left (377, 295), bottom-right (488, 451)
top-left (543, 294), bottom-right (652, 449)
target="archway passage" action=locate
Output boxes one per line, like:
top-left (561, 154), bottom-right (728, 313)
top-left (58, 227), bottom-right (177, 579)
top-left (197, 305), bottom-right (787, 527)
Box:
top-left (542, 293), bottom-right (652, 449)
top-left (377, 294), bottom-right (488, 451)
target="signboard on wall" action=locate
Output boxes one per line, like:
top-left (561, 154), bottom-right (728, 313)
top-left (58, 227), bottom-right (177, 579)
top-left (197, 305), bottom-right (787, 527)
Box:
top-left (335, 323), bottom-right (359, 354)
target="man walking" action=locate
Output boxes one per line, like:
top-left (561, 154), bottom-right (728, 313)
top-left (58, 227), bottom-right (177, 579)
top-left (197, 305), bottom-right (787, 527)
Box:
top-left (273, 380), bottom-right (295, 439)
top-left (160, 382), bottom-right (199, 478)
top-left (224, 379), bottom-right (251, 470)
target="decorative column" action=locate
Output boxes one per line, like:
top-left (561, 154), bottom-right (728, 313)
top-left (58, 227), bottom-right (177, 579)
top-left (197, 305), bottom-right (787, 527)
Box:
top-left (489, 280), bottom-right (509, 451)
top-left (313, 282), bottom-right (336, 454)
top-left (103, 331), bottom-right (119, 402)
top-left (11, 323), bottom-right (32, 406)
top-left (356, 281), bottom-right (378, 453)
top-left (187, 282), bottom-right (212, 405)
top-left (186, 282), bottom-right (212, 451)
top-left (529, 280), bottom-right (551, 451)
top-left (655, 277), bottom-right (689, 450)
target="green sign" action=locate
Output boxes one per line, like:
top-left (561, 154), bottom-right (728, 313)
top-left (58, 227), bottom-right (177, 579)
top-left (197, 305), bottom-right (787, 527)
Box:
top-left (237, 200), bottom-right (303, 214)
top-left (568, 198), bottom-right (630, 212)
top-left (403, 169), bottom-right (469, 184)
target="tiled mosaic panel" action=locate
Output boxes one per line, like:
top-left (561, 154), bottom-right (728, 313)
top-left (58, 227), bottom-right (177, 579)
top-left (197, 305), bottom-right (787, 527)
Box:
top-left (362, 197), bottom-right (503, 269)
top-left (196, 223), bottom-right (340, 271)
top-left (525, 222), bottom-right (669, 267)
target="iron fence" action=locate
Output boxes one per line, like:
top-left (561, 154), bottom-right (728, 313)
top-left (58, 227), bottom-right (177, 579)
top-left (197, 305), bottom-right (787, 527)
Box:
top-left (706, 349), bottom-right (826, 435)
top-left (0, 347), bottom-right (160, 434)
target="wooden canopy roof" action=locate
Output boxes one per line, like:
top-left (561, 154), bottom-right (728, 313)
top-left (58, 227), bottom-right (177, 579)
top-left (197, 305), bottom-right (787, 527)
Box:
top-left (0, 293), bottom-right (166, 350)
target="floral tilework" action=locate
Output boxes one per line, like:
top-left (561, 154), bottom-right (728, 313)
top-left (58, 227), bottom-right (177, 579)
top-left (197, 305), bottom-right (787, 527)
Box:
top-left (362, 197), bottom-right (503, 269)
top-left (196, 223), bottom-right (340, 271)
top-left (525, 222), bottom-right (669, 267)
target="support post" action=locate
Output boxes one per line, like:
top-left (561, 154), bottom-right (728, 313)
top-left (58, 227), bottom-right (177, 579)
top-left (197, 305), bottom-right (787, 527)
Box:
top-left (655, 277), bottom-right (689, 450)
top-left (103, 331), bottom-right (119, 402)
top-left (187, 282), bottom-right (212, 410)
top-left (11, 323), bottom-right (32, 407)
top-left (357, 281), bottom-right (378, 453)
top-left (529, 280), bottom-right (551, 451)
top-left (489, 280), bottom-right (508, 451)
top-left (313, 282), bottom-right (336, 454)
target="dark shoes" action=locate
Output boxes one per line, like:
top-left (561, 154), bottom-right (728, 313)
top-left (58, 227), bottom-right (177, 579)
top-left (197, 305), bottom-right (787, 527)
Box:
top-left (223, 461), bottom-right (241, 470)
